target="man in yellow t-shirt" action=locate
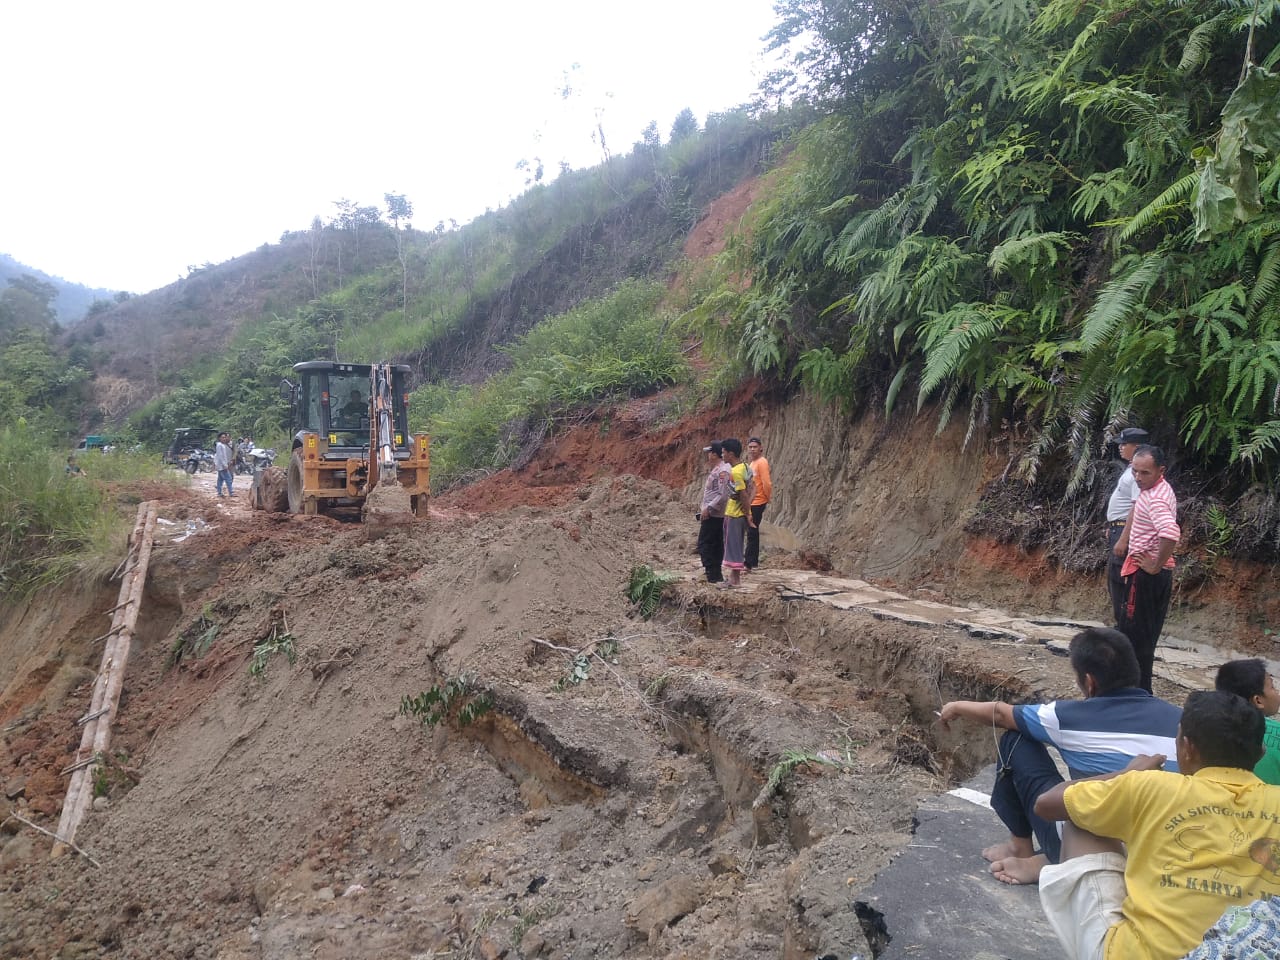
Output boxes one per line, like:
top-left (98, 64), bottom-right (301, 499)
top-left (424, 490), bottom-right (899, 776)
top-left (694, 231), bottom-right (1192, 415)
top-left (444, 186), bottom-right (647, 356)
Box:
top-left (1033, 690), bottom-right (1280, 960)
top-left (719, 438), bottom-right (755, 588)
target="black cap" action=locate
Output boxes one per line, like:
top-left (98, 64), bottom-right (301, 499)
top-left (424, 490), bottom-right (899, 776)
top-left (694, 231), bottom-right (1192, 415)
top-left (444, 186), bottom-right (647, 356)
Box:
top-left (1117, 427), bottom-right (1149, 444)
top-left (702, 441), bottom-right (723, 456)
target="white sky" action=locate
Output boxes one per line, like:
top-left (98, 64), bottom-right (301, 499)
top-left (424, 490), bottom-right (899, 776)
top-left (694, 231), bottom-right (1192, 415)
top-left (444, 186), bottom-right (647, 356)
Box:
top-left (1, 1), bottom-right (782, 294)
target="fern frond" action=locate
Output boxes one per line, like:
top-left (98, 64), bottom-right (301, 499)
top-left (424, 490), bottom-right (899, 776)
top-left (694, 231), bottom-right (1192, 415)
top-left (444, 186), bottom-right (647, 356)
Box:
top-left (988, 232), bottom-right (1074, 277)
top-left (1080, 254), bottom-right (1164, 351)
top-left (1118, 172), bottom-right (1199, 243)
top-left (1248, 239), bottom-right (1280, 321)
top-left (1178, 13), bottom-right (1227, 73)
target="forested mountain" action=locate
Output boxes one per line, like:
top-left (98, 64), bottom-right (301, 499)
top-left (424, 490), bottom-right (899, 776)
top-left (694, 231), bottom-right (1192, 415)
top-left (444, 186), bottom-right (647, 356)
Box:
top-left (0, 253), bottom-right (122, 324)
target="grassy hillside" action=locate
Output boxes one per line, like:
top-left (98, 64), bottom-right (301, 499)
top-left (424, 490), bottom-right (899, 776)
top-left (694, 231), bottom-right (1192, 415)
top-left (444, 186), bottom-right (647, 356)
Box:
top-left (70, 108), bottom-right (782, 459)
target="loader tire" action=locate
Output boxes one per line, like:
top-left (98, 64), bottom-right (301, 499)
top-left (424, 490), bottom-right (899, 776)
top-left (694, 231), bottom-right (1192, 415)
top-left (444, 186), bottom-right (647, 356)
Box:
top-left (252, 466), bottom-right (289, 512)
top-left (287, 450), bottom-right (306, 515)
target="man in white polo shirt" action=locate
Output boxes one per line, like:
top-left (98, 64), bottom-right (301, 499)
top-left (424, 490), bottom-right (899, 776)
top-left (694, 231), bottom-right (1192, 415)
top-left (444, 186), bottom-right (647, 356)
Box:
top-left (1113, 444), bottom-right (1179, 693)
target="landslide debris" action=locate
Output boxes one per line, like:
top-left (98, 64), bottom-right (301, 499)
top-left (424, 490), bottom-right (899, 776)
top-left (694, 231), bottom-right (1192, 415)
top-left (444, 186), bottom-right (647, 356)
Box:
top-left (1, 474), bottom-right (1066, 960)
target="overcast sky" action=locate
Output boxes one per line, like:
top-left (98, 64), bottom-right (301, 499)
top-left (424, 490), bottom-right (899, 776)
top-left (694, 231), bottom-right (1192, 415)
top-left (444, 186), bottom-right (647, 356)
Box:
top-left (2, 1), bottom-right (782, 295)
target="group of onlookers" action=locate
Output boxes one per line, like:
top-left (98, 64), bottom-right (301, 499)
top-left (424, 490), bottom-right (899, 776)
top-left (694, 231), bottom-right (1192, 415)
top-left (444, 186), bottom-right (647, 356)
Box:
top-left (939, 425), bottom-right (1280, 960)
top-left (695, 436), bottom-right (771, 588)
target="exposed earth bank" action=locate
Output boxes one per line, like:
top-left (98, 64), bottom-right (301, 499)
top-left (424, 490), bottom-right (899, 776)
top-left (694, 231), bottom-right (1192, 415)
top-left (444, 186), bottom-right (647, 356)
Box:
top-left (1, 396), bottom-right (1276, 960)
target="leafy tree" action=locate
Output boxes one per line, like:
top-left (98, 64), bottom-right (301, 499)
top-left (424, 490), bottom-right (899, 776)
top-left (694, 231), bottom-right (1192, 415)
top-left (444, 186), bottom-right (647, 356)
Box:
top-left (385, 192), bottom-right (414, 323)
top-left (669, 108), bottom-right (699, 144)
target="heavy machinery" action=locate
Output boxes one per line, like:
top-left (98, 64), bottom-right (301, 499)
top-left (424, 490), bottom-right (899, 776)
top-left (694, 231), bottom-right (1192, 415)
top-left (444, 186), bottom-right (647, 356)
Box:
top-left (253, 361), bottom-right (429, 518)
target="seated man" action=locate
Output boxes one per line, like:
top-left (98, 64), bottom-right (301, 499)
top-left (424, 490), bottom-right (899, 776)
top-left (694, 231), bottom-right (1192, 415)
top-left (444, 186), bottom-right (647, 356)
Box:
top-left (1034, 690), bottom-right (1280, 960)
top-left (341, 389), bottom-right (366, 421)
top-left (939, 627), bottom-right (1180, 884)
top-left (1215, 658), bottom-right (1280, 785)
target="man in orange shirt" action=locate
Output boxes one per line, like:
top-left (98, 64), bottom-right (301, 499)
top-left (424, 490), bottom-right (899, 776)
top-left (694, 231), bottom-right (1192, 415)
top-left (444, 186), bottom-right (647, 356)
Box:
top-left (745, 436), bottom-right (772, 571)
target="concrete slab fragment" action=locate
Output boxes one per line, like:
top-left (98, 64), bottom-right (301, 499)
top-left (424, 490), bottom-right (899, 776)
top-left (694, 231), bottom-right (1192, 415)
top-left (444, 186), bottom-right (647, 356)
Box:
top-left (868, 608), bottom-right (936, 627)
top-left (824, 590), bottom-right (909, 609)
top-left (949, 620), bottom-right (1028, 642)
top-left (864, 765), bottom-right (1062, 960)
top-left (1008, 620), bottom-right (1078, 642)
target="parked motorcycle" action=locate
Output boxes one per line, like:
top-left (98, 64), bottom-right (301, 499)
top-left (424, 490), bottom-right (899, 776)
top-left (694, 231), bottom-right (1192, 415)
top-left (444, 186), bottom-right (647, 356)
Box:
top-left (246, 447), bottom-right (277, 474)
top-left (181, 448), bottom-right (216, 474)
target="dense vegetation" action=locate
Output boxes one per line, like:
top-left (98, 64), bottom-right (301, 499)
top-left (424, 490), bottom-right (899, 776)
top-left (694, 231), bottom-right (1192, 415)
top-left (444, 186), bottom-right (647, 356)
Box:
top-left (695, 0), bottom-right (1280, 493)
top-left (0, 425), bottom-right (170, 595)
top-left (0, 274), bottom-right (92, 436)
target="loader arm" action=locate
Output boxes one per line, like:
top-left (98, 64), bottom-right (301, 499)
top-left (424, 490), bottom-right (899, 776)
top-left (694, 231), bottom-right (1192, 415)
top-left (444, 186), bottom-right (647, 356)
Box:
top-left (368, 362), bottom-right (399, 492)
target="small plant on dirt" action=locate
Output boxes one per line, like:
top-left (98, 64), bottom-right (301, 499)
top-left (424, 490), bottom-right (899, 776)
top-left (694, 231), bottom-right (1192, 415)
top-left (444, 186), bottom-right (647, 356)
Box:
top-left (249, 625), bottom-right (297, 679)
top-left (627, 564), bottom-right (676, 619)
top-left (92, 759), bottom-right (110, 798)
top-left (167, 603), bottom-right (220, 668)
top-left (644, 674), bottom-right (669, 699)
top-left (511, 899), bottom-right (562, 947)
top-left (90, 750), bottom-right (137, 798)
top-left (753, 749), bottom-right (846, 810)
top-left (399, 674), bottom-right (492, 729)
top-left (552, 636), bottom-right (620, 691)
top-left (1205, 504), bottom-right (1234, 558)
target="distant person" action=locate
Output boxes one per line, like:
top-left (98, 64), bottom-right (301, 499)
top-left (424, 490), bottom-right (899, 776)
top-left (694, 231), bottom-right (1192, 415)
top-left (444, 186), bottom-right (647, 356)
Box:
top-left (744, 436), bottom-right (772, 572)
top-left (1033, 690), bottom-right (1280, 960)
top-left (1216, 658), bottom-right (1280, 785)
top-left (938, 627), bottom-right (1180, 886)
top-left (342, 389), bottom-right (366, 419)
top-left (720, 438), bottom-right (754, 588)
top-left (214, 432), bottom-right (234, 497)
top-left (696, 441), bottom-right (732, 584)
top-left (1113, 444), bottom-right (1180, 692)
top-left (1106, 426), bottom-right (1148, 621)
top-left (65, 455), bottom-right (83, 477)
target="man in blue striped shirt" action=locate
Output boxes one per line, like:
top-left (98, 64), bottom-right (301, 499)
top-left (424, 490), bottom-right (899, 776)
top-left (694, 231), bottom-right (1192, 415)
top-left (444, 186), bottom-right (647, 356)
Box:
top-left (939, 627), bottom-right (1181, 885)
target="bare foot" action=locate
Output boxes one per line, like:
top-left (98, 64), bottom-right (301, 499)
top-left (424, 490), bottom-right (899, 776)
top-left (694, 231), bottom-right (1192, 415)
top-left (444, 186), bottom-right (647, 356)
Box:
top-left (990, 854), bottom-right (1048, 885)
top-left (982, 837), bottom-right (1034, 863)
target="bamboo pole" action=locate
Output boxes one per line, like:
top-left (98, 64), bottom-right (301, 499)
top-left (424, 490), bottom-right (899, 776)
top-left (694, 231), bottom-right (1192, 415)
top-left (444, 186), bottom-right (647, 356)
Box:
top-left (52, 501), bottom-right (158, 858)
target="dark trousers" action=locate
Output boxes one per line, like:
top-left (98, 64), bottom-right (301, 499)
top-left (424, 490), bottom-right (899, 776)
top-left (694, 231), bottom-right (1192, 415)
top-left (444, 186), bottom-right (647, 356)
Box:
top-left (989, 731), bottom-right (1064, 863)
top-left (1106, 524), bottom-right (1126, 625)
top-left (1116, 566), bottom-right (1173, 693)
top-left (745, 503), bottom-right (767, 568)
top-left (697, 516), bottom-right (725, 582)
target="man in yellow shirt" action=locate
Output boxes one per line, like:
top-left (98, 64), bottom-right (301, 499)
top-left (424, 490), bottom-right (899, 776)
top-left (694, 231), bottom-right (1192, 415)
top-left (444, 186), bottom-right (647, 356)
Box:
top-left (1033, 690), bottom-right (1280, 960)
top-left (745, 436), bottom-right (772, 571)
top-left (720, 438), bottom-right (754, 588)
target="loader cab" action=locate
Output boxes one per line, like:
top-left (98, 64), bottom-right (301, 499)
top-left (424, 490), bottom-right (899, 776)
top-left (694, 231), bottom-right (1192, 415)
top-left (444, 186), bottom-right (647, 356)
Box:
top-left (287, 361), bottom-right (412, 456)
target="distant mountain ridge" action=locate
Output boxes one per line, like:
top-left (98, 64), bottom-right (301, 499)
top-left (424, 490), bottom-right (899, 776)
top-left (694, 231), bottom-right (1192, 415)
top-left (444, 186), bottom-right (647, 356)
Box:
top-left (0, 252), bottom-right (121, 325)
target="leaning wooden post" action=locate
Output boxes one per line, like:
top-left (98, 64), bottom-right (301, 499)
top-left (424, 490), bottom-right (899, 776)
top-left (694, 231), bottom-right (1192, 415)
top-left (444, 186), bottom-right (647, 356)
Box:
top-left (52, 500), bottom-right (158, 858)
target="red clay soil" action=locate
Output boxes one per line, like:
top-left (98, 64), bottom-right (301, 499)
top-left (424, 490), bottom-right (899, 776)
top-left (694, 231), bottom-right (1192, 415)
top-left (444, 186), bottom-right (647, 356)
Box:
top-left (437, 379), bottom-right (775, 514)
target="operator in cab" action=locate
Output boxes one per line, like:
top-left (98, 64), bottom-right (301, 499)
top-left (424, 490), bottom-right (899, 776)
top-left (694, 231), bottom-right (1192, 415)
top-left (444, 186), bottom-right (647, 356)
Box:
top-left (341, 389), bottom-right (366, 420)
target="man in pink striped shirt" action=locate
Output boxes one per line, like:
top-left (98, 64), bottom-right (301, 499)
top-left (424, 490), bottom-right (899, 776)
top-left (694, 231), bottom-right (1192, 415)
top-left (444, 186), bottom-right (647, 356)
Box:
top-left (1113, 444), bottom-right (1180, 693)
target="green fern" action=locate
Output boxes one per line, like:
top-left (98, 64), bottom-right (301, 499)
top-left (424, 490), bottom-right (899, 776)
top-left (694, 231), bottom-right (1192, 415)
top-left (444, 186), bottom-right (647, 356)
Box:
top-left (626, 565), bottom-right (676, 619)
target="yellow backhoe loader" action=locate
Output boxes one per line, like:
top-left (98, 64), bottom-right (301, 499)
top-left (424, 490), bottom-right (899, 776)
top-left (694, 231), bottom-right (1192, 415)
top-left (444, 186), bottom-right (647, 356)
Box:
top-left (251, 361), bottom-right (429, 519)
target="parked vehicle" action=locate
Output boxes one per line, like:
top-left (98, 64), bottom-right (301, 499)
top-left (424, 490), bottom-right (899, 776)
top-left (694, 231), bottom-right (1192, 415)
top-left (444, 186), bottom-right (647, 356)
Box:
top-left (163, 428), bottom-right (217, 469)
top-left (179, 448), bottom-right (215, 474)
top-left (245, 447), bottom-right (276, 474)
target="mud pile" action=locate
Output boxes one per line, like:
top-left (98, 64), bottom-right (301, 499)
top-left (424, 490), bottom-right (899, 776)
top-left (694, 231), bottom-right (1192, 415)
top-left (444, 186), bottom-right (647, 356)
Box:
top-left (0, 473), bottom-right (1051, 960)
